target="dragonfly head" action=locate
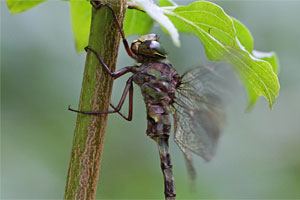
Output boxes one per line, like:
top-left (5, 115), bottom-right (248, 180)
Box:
top-left (131, 34), bottom-right (167, 62)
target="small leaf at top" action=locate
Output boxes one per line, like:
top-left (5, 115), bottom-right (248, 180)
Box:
top-left (6, 0), bottom-right (47, 14)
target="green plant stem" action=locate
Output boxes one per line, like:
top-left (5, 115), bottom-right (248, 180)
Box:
top-left (64, 1), bottom-right (127, 199)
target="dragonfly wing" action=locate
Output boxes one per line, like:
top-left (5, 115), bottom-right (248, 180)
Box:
top-left (173, 121), bottom-right (196, 182)
top-left (173, 64), bottom-right (232, 161)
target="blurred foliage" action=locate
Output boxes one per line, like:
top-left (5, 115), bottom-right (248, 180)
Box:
top-left (1, 1), bottom-right (300, 199)
top-left (70, 0), bottom-right (91, 52)
top-left (5, 0), bottom-right (46, 13)
top-left (123, 7), bottom-right (153, 36)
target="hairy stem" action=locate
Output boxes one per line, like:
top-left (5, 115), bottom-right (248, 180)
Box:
top-left (64, 0), bottom-right (127, 199)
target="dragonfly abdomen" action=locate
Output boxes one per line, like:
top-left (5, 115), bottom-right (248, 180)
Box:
top-left (133, 62), bottom-right (180, 199)
top-left (146, 104), bottom-right (171, 137)
top-left (154, 137), bottom-right (176, 199)
top-left (146, 104), bottom-right (176, 199)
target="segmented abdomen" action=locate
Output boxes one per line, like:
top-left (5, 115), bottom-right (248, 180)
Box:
top-left (146, 104), bottom-right (176, 199)
top-left (146, 104), bottom-right (171, 138)
top-left (133, 61), bottom-right (179, 199)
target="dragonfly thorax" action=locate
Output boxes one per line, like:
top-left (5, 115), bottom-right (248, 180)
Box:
top-left (131, 34), bottom-right (167, 63)
top-left (132, 62), bottom-right (180, 105)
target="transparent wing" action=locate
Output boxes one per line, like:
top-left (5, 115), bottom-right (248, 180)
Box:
top-left (171, 64), bottom-right (234, 179)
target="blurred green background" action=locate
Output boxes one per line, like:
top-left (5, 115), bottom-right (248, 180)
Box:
top-left (2, 0), bottom-right (300, 199)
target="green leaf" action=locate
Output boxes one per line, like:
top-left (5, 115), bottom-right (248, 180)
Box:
top-left (232, 17), bottom-right (279, 109)
top-left (161, 1), bottom-right (279, 108)
top-left (123, 9), bottom-right (153, 36)
top-left (231, 17), bottom-right (258, 109)
top-left (163, 1), bottom-right (237, 59)
top-left (134, 0), bottom-right (180, 46)
top-left (228, 48), bottom-right (279, 109)
top-left (6, 0), bottom-right (47, 14)
top-left (247, 51), bottom-right (279, 109)
top-left (70, 0), bottom-right (91, 52)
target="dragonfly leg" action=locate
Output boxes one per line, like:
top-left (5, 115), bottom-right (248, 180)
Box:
top-left (89, 0), bottom-right (103, 9)
top-left (84, 47), bottom-right (136, 79)
top-left (89, 1), bottom-right (137, 60)
top-left (69, 77), bottom-right (133, 117)
top-left (110, 81), bottom-right (133, 121)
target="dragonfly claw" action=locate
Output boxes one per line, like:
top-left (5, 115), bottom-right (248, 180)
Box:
top-left (90, 1), bottom-right (111, 10)
top-left (68, 105), bottom-right (75, 112)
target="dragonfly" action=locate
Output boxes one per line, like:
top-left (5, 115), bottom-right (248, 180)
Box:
top-left (69, 3), bottom-right (231, 200)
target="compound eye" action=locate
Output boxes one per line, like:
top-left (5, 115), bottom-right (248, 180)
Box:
top-left (150, 41), bottom-right (167, 58)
